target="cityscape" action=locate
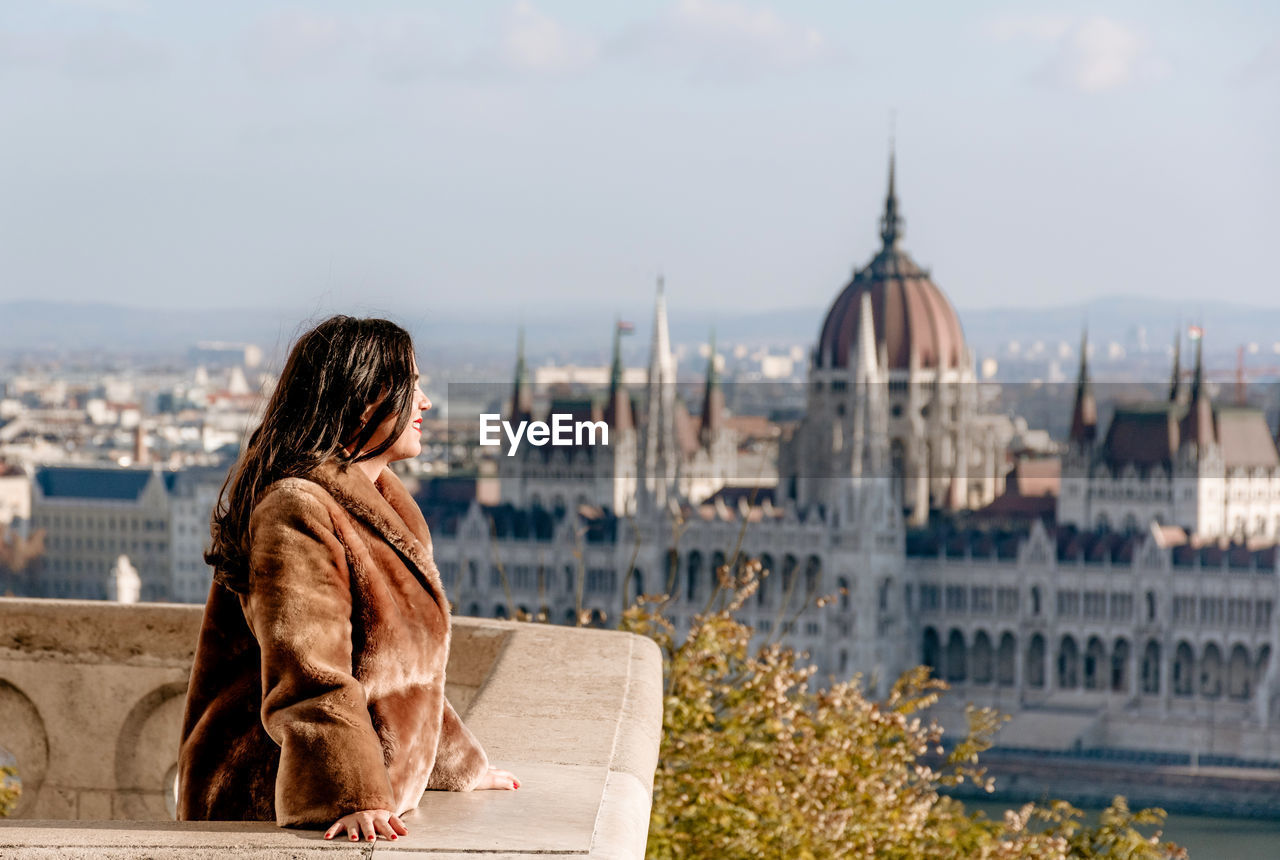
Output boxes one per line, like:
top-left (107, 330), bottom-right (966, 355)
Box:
top-left (5, 159), bottom-right (1280, 838)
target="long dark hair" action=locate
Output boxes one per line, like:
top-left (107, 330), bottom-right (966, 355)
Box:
top-left (206, 315), bottom-right (418, 591)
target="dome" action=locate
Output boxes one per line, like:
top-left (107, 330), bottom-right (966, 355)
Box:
top-left (815, 156), bottom-right (967, 372)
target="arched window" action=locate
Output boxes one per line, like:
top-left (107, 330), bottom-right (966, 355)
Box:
top-left (1058, 636), bottom-right (1079, 689)
top-left (805, 556), bottom-right (822, 596)
top-left (758, 554), bottom-right (774, 606)
top-left (1173, 642), bottom-right (1195, 697)
top-left (1084, 637), bottom-right (1106, 690)
top-left (781, 554), bottom-right (798, 596)
top-left (686, 551), bottom-right (703, 602)
top-left (1111, 639), bottom-right (1131, 693)
top-left (1228, 644), bottom-right (1252, 700)
top-left (1200, 643), bottom-right (1224, 699)
top-left (972, 631), bottom-right (994, 685)
top-left (997, 633), bottom-right (1016, 687)
top-left (1141, 640), bottom-right (1161, 694)
top-left (922, 627), bottom-right (941, 677)
top-left (945, 630), bottom-right (967, 683)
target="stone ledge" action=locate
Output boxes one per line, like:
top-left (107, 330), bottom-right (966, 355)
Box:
top-left (0, 599), bottom-right (664, 859)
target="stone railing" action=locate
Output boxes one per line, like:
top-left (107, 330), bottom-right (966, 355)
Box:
top-left (0, 597), bottom-right (663, 858)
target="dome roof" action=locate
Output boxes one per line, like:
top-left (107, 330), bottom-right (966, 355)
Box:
top-left (815, 156), bottom-right (967, 372)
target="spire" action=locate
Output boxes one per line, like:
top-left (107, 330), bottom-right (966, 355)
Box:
top-left (852, 291), bottom-right (887, 475)
top-left (508, 326), bottom-right (532, 423)
top-left (1169, 325), bottom-right (1183, 403)
top-left (698, 329), bottom-right (723, 447)
top-left (638, 276), bottom-right (679, 511)
top-left (879, 144), bottom-right (904, 251)
top-left (1069, 327), bottom-right (1097, 445)
top-left (603, 319), bottom-right (633, 432)
top-left (1189, 327), bottom-right (1204, 402)
top-left (1179, 326), bottom-right (1214, 453)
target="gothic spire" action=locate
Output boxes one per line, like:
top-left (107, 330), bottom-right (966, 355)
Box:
top-left (1179, 327), bottom-right (1214, 453)
top-left (1069, 327), bottom-right (1097, 445)
top-left (638, 276), bottom-right (679, 511)
top-left (879, 145), bottom-right (904, 251)
top-left (1169, 325), bottom-right (1183, 403)
top-left (603, 319), bottom-right (633, 432)
top-left (699, 329), bottom-right (723, 447)
top-left (1190, 328), bottom-right (1204, 402)
top-left (509, 326), bottom-right (532, 423)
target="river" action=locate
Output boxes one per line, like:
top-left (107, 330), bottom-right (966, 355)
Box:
top-left (963, 800), bottom-right (1280, 859)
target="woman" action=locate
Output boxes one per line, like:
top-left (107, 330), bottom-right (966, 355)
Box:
top-left (177, 315), bottom-right (518, 843)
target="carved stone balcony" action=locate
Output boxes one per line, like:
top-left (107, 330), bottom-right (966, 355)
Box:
top-left (0, 597), bottom-right (663, 858)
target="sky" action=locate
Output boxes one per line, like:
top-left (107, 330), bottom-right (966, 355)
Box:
top-left (1, 1), bottom-right (1277, 317)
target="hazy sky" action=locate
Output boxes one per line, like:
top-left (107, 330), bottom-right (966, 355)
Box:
top-left (1, 1), bottom-right (1276, 316)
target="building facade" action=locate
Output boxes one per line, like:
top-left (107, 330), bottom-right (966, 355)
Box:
top-left (1059, 331), bottom-right (1280, 542)
top-left (426, 154), bottom-right (1280, 763)
top-left (29, 464), bottom-right (224, 603)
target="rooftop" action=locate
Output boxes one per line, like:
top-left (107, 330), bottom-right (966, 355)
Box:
top-left (34, 466), bottom-right (177, 501)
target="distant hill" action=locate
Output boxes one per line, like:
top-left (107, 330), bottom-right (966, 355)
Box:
top-left (2, 295), bottom-right (1277, 366)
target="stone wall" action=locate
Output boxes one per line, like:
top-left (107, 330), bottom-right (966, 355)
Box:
top-left (0, 597), bottom-right (663, 859)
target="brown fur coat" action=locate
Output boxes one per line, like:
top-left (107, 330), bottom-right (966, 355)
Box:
top-left (176, 461), bottom-right (488, 827)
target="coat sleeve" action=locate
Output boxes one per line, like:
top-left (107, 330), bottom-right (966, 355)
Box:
top-left (245, 485), bottom-right (396, 827)
top-left (425, 695), bottom-right (490, 791)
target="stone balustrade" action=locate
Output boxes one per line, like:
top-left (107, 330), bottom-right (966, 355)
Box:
top-left (0, 597), bottom-right (663, 858)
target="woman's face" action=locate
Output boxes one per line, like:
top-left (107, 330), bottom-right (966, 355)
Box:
top-left (362, 363), bottom-right (431, 463)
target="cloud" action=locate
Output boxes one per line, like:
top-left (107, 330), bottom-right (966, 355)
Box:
top-left (611, 0), bottom-right (830, 82)
top-left (1238, 37), bottom-right (1280, 84)
top-left (0, 26), bottom-right (167, 78)
top-left (240, 4), bottom-right (597, 81)
top-left (46, 0), bottom-right (148, 13)
top-left (242, 10), bottom-right (351, 76)
top-left (988, 14), bottom-right (1168, 92)
top-left (499, 1), bottom-right (598, 73)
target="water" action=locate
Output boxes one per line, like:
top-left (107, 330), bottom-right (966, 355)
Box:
top-left (1158, 812), bottom-right (1280, 860)
top-left (964, 800), bottom-right (1280, 859)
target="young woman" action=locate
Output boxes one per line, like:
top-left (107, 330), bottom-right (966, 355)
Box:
top-left (177, 315), bottom-right (518, 843)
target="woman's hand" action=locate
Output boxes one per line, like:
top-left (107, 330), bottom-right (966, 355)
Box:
top-left (323, 809), bottom-right (408, 842)
top-left (474, 765), bottom-right (520, 790)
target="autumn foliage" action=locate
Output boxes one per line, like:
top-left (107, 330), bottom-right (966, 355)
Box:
top-left (620, 557), bottom-right (1186, 860)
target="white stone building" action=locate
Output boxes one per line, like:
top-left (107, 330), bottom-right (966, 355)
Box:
top-left (424, 153), bottom-right (1280, 763)
top-left (778, 154), bottom-right (1014, 525)
top-left (29, 464), bottom-right (225, 603)
top-left (1058, 331), bottom-right (1280, 542)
